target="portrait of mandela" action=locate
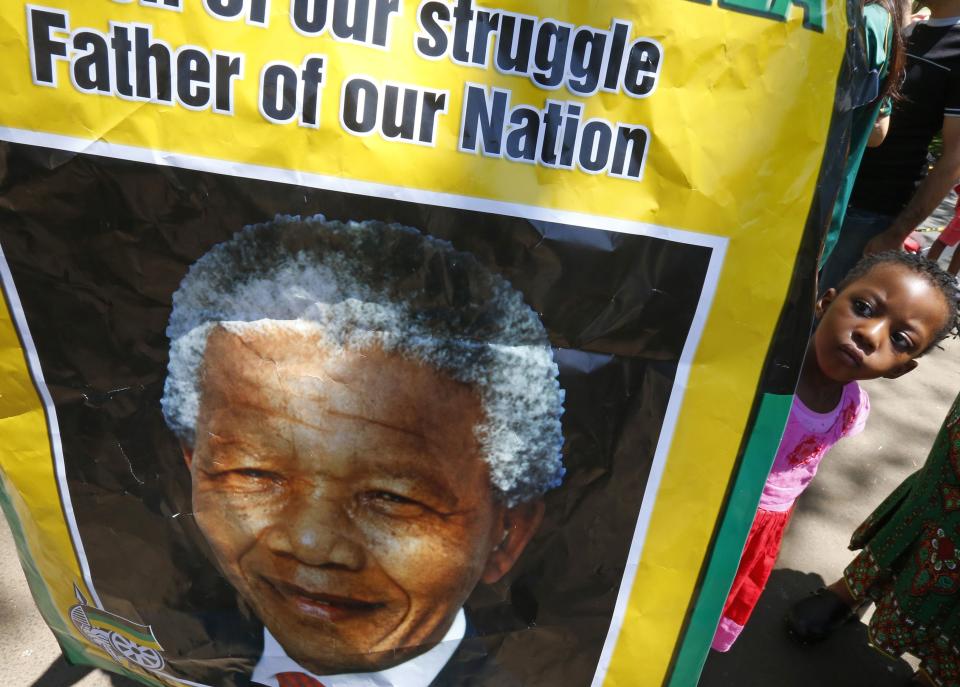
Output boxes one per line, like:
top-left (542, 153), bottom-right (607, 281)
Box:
top-left (159, 215), bottom-right (566, 686)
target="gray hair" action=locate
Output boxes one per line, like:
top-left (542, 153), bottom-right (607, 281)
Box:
top-left (161, 215), bottom-right (565, 505)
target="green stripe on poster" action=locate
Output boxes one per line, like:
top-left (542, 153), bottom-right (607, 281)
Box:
top-left (668, 392), bottom-right (793, 687)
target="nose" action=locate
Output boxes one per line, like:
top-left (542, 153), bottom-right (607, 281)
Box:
top-left (264, 490), bottom-right (366, 570)
top-left (852, 320), bottom-right (884, 355)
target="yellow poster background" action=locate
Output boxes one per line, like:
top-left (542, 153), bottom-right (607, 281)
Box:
top-left (0, 1), bottom-right (846, 684)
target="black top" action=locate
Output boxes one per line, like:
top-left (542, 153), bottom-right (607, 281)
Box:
top-left (851, 18), bottom-right (960, 215)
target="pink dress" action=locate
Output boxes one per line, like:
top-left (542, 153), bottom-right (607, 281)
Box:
top-left (711, 382), bottom-right (870, 651)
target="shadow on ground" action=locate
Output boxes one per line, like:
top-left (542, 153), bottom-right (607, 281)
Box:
top-left (29, 657), bottom-right (141, 687)
top-left (699, 568), bottom-right (915, 687)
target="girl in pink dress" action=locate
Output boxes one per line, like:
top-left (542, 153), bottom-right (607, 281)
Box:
top-left (712, 251), bottom-right (960, 651)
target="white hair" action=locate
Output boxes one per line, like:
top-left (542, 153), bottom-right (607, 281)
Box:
top-left (161, 215), bottom-right (565, 505)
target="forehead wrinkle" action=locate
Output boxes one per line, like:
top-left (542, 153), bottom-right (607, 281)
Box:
top-left (325, 408), bottom-right (428, 442)
top-left (205, 432), bottom-right (254, 450)
top-left (222, 325), bottom-right (282, 361)
top-left (204, 398), bottom-right (449, 459)
top-left (323, 406), bottom-right (466, 464)
top-left (204, 358), bottom-right (470, 455)
top-left (205, 398), bottom-right (334, 438)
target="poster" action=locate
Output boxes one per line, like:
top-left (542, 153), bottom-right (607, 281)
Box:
top-left (0, 1), bottom-right (854, 685)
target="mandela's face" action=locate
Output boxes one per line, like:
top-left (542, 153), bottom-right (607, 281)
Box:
top-left (185, 325), bottom-right (542, 674)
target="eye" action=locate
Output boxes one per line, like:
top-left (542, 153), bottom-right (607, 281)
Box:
top-left (232, 468), bottom-right (281, 480)
top-left (203, 467), bottom-right (285, 491)
top-left (363, 490), bottom-right (429, 518)
top-left (891, 331), bottom-right (914, 352)
top-left (852, 299), bottom-right (873, 317)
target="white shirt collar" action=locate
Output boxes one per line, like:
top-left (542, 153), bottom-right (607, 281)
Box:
top-left (251, 608), bottom-right (466, 687)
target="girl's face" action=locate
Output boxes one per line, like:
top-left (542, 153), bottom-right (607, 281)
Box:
top-left (813, 263), bottom-right (949, 383)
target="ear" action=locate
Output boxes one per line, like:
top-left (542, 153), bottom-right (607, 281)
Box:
top-left (815, 288), bottom-right (838, 320)
top-left (181, 442), bottom-right (194, 471)
top-left (883, 359), bottom-right (918, 379)
top-left (480, 499), bottom-right (545, 584)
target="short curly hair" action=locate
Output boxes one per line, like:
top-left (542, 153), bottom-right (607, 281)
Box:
top-left (836, 250), bottom-right (960, 352)
top-left (161, 215), bottom-right (565, 505)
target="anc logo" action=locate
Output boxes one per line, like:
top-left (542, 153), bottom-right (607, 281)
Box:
top-left (68, 585), bottom-right (165, 673)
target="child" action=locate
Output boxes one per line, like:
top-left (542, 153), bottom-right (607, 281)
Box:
top-left (712, 251), bottom-right (960, 652)
top-left (926, 183), bottom-right (960, 275)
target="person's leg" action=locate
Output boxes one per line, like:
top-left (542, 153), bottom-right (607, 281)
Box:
top-left (933, 215), bottom-right (960, 271)
top-left (948, 245), bottom-right (960, 276)
top-left (819, 207), bottom-right (894, 294)
top-left (928, 237), bottom-right (947, 263)
top-left (824, 577), bottom-right (857, 607)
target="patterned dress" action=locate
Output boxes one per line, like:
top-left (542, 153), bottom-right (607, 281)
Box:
top-left (845, 393), bottom-right (960, 687)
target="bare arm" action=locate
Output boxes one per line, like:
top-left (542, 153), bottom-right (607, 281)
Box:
top-left (867, 114), bottom-right (890, 147)
top-left (864, 115), bottom-right (960, 253)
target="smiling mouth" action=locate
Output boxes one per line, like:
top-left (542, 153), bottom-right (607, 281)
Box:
top-left (261, 577), bottom-right (386, 622)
